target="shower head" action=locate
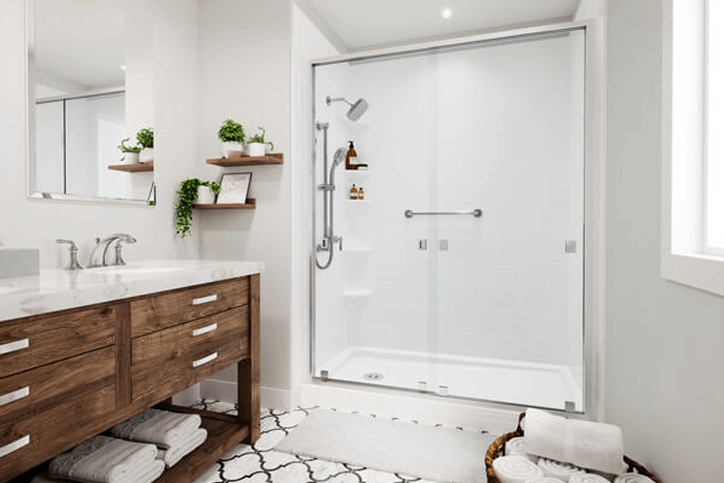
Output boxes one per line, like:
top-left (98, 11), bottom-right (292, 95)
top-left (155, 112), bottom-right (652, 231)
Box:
top-left (326, 95), bottom-right (369, 122)
top-left (332, 147), bottom-right (347, 166)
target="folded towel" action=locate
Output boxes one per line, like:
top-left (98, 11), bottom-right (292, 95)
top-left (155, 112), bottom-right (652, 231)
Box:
top-left (47, 435), bottom-right (158, 483)
top-left (492, 455), bottom-right (544, 483)
top-left (157, 428), bottom-right (208, 468)
top-left (505, 436), bottom-right (538, 463)
top-left (613, 474), bottom-right (655, 483)
top-left (537, 458), bottom-right (586, 481)
top-left (523, 408), bottom-right (626, 475)
top-left (570, 474), bottom-right (615, 483)
top-left (110, 409), bottom-right (202, 449)
top-left (34, 459), bottom-right (165, 483)
top-left (523, 478), bottom-right (566, 483)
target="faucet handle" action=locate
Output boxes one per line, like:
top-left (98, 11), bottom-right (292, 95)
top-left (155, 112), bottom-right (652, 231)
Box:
top-left (56, 239), bottom-right (83, 270)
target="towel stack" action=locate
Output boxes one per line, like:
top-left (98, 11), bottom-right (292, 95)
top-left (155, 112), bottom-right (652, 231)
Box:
top-left (110, 409), bottom-right (208, 468)
top-left (32, 435), bottom-right (164, 483)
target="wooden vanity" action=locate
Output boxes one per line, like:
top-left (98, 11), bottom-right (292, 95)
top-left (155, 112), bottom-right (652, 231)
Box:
top-left (0, 272), bottom-right (260, 483)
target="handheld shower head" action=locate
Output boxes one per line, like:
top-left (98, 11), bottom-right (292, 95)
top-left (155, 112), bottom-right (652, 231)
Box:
top-left (326, 95), bottom-right (369, 122)
top-left (332, 147), bottom-right (347, 166)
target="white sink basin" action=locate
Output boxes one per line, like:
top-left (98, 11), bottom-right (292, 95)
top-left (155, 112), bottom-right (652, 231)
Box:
top-left (90, 266), bottom-right (185, 276)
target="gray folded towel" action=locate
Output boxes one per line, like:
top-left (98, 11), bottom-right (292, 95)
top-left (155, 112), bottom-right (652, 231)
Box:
top-left (47, 435), bottom-right (158, 483)
top-left (110, 409), bottom-right (202, 449)
top-left (33, 459), bottom-right (165, 483)
top-left (156, 428), bottom-right (208, 468)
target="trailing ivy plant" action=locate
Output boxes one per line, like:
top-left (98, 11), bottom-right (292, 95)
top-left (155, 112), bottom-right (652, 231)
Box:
top-left (118, 138), bottom-right (141, 153)
top-left (247, 126), bottom-right (274, 150)
top-left (136, 128), bottom-right (154, 149)
top-left (218, 119), bottom-right (245, 143)
top-left (175, 178), bottom-right (221, 238)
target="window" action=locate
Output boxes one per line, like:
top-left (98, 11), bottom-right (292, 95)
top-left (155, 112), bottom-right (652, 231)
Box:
top-left (662, 0), bottom-right (724, 296)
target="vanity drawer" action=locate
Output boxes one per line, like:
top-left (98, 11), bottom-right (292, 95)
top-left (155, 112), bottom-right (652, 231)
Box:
top-left (0, 347), bottom-right (116, 481)
top-left (130, 277), bottom-right (249, 337)
top-left (0, 304), bottom-right (118, 379)
top-left (131, 306), bottom-right (249, 404)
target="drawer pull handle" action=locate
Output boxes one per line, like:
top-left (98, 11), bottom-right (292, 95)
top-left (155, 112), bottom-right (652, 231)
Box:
top-left (192, 352), bottom-right (218, 368)
top-left (0, 435), bottom-right (30, 459)
top-left (0, 386), bottom-right (30, 408)
top-left (192, 323), bottom-right (218, 337)
top-left (192, 294), bottom-right (218, 306)
top-left (0, 338), bottom-right (29, 356)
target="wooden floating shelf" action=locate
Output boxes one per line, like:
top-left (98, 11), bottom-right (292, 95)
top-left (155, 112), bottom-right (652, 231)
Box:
top-left (193, 198), bottom-right (257, 210)
top-left (206, 153), bottom-right (284, 167)
top-left (107, 161), bottom-right (154, 172)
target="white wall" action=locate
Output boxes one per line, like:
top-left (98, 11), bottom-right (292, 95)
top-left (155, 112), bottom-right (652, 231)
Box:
top-left (606, 0), bottom-right (724, 481)
top-left (0, 0), bottom-right (199, 267)
top-left (195, 0), bottom-right (293, 407)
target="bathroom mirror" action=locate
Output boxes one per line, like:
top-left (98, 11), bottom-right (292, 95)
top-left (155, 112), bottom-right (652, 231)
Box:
top-left (27, 0), bottom-right (155, 204)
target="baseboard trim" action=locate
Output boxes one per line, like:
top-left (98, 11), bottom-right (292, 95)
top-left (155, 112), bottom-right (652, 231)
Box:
top-left (200, 379), bottom-right (293, 411)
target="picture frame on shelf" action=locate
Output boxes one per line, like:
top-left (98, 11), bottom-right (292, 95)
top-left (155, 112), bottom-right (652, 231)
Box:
top-left (217, 172), bottom-right (252, 204)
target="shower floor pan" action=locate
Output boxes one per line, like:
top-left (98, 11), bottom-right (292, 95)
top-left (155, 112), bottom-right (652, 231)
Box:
top-left (319, 346), bottom-right (583, 411)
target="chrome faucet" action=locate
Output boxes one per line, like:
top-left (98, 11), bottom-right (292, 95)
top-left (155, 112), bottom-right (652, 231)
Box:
top-left (56, 239), bottom-right (84, 270)
top-left (89, 234), bottom-right (137, 267)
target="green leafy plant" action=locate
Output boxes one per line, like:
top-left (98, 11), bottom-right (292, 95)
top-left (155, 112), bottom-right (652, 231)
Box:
top-left (136, 128), bottom-right (154, 149)
top-left (218, 119), bottom-right (245, 143)
top-left (118, 138), bottom-right (141, 153)
top-left (246, 126), bottom-right (274, 150)
top-left (175, 178), bottom-right (221, 238)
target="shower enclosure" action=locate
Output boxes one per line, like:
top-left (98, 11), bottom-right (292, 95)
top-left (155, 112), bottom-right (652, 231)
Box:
top-left (312, 27), bottom-right (586, 412)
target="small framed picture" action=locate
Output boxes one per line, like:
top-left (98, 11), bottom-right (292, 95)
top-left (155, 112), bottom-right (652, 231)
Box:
top-left (217, 172), bottom-right (252, 204)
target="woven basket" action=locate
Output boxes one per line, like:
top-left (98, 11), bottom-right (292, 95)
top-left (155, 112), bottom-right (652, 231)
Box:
top-left (484, 414), bottom-right (663, 483)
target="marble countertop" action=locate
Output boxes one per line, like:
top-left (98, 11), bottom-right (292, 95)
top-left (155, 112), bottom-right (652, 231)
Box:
top-left (0, 259), bottom-right (264, 323)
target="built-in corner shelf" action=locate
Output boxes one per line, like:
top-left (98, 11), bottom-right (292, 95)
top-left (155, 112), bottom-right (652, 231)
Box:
top-left (108, 161), bottom-right (154, 172)
top-left (193, 199), bottom-right (257, 210)
top-left (206, 153), bottom-right (284, 167)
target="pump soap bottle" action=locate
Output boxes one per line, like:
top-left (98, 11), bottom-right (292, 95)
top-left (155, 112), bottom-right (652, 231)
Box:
top-left (345, 141), bottom-right (358, 170)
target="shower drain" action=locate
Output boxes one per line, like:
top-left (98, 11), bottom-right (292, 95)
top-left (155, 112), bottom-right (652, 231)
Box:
top-left (363, 372), bottom-right (384, 381)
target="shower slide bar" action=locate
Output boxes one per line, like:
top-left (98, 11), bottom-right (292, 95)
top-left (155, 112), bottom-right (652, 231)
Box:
top-left (404, 209), bottom-right (483, 218)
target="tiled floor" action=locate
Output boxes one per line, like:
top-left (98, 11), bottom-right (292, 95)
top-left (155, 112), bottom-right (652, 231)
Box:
top-left (191, 400), bottom-right (446, 483)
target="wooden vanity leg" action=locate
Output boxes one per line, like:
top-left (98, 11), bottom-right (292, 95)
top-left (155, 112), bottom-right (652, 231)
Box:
top-left (238, 274), bottom-right (260, 443)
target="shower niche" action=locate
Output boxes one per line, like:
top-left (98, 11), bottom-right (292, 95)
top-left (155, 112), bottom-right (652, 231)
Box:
top-left (312, 28), bottom-right (586, 413)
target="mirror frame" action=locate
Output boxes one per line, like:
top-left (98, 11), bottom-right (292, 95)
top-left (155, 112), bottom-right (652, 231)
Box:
top-left (25, 0), bottom-right (155, 206)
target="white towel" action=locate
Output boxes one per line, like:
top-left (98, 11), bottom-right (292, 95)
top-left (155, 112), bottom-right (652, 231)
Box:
top-left (537, 458), bottom-right (586, 481)
top-left (613, 474), bottom-right (655, 483)
top-left (523, 478), bottom-right (566, 483)
top-left (110, 409), bottom-right (201, 449)
top-left (523, 408), bottom-right (627, 475)
top-left (34, 460), bottom-right (165, 483)
top-left (570, 474), bottom-right (615, 483)
top-left (47, 435), bottom-right (158, 483)
top-left (492, 455), bottom-right (544, 483)
top-left (156, 428), bottom-right (208, 468)
top-left (505, 436), bottom-right (538, 462)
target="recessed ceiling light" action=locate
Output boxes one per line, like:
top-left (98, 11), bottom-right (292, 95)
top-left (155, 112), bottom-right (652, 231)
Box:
top-left (120, 65), bottom-right (126, 71)
top-left (441, 7), bottom-right (452, 19)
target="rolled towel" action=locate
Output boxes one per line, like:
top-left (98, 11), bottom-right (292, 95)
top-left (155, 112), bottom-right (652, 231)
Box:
top-left (157, 427), bottom-right (208, 468)
top-left (505, 436), bottom-right (538, 463)
top-left (47, 435), bottom-right (158, 483)
top-left (493, 455), bottom-right (544, 483)
top-left (523, 408), bottom-right (626, 475)
top-left (570, 474), bottom-right (615, 483)
top-left (35, 459), bottom-right (164, 483)
top-left (537, 458), bottom-right (586, 481)
top-left (613, 474), bottom-right (655, 483)
top-left (110, 409), bottom-right (201, 449)
top-left (523, 478), bottom-right (565, 483)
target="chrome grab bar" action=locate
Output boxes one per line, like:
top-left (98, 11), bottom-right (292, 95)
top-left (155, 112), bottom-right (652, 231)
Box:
top-left (404, 209), bottom-right (482, 219)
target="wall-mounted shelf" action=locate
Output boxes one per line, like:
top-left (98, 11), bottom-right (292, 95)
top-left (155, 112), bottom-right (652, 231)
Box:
top-left (206, 153), bottom-right (284, 167)
top-left (193, 199), bottom-right (257, 210)
top-left (108, 161), bottom-right (154, 172)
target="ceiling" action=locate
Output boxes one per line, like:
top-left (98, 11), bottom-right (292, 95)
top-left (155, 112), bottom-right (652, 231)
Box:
top-left (299, 0), bottom-right (582, 51)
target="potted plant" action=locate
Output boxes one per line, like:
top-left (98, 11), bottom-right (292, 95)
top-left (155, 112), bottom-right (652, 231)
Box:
top-left (218, 119), bottom-right (245, 158)
top-left (246, 126), bottom-right (274, 156)
top-left (136, 127), bottom-right (154, 162)
top-left (175, 178), bottom-right (221, 238)
top-left (117, 138), bottom-right (141, 163)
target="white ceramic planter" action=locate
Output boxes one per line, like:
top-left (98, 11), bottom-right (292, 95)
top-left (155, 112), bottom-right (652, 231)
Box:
top-left (264, 143), bottom-right (273, 154)
top-left (122, 152), bottom-right (140, 164)
top-left (196, 185), bottom-right (216, 205)
top-left (140, 147), bottom-right (154, 163)
top-left (247, 143), bottom-right (265, 157)
top-left (221, 141), bottom-right (243, 158)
